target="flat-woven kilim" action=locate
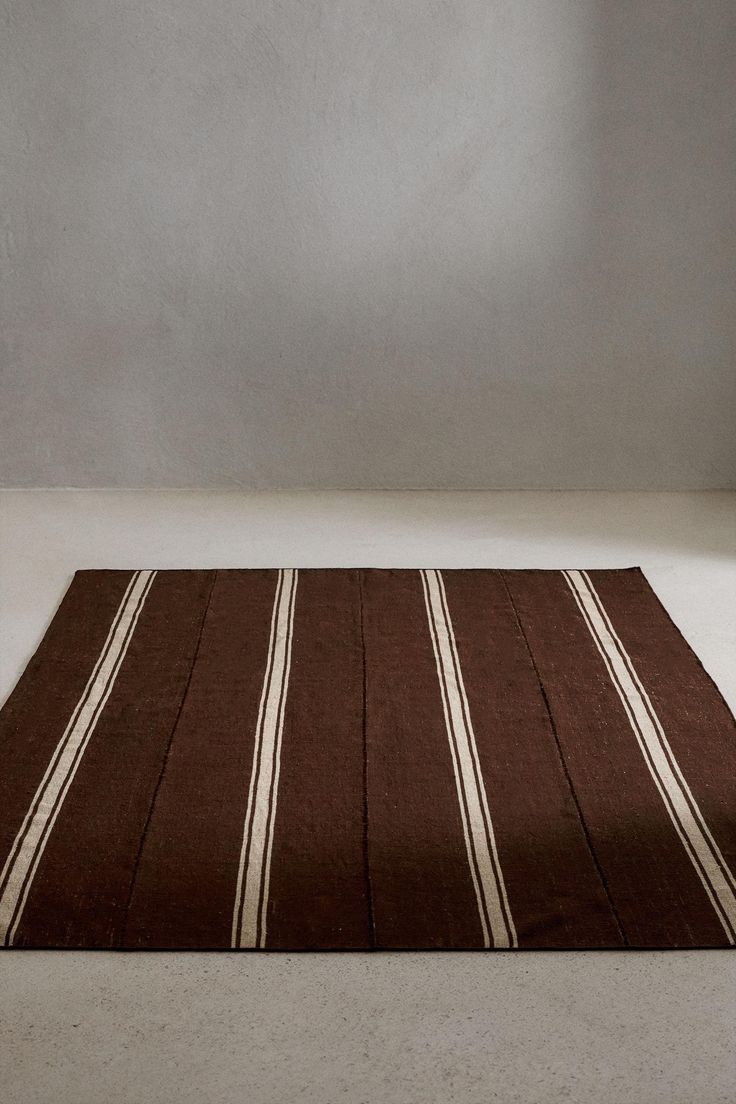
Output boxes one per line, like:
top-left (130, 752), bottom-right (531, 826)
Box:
top-left (1, 568), bottom-right (734, 950)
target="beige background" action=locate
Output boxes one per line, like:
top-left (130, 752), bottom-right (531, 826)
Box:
top-left (1, 1), bottom-right (735, 488)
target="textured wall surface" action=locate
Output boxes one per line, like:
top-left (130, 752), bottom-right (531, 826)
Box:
top-left (1, 1), bottom-right (735, 488)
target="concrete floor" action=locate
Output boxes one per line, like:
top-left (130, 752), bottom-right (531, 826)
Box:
top-left (0, 490), bottom-right (734, 1104)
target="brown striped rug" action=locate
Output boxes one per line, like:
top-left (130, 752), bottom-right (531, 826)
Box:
top-left (1, 568), bottom-right (734, 951)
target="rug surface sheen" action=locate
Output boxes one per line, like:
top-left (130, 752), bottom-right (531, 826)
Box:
top-left (1, 568), bottom-right (734, 951)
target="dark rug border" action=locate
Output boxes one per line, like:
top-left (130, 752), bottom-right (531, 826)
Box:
top-left (4, 943), bottom-right (733, 953)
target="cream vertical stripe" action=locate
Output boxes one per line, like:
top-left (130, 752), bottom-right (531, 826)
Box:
top-left (232, 569), bottom-right (298, 948)
top-left (564, 569), bottom-right (736, 943)
top-left (0, 569), bottom-right (157, 946)
top-left (421, 569), bottom-right (516, 949)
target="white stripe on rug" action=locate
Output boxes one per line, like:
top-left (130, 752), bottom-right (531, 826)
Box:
top-left (421, 568), bottom-right (517, 949)
top-left (232, 568), bottom-right (298, 948)
top-left (564, 568), bottom-right (736, 944)
top-left (0, 569), bottom-right (157, 946)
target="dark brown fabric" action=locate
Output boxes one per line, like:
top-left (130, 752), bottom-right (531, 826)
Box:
top-left (587, 570), bottom-right (736, 881)
top-left (124, 571), bottom-right (276, 948)
top-left (442, 570), bottom-right (624, 948)
top-left (0, 571), bottom-right (133, 868)
top-left (362, 569), bottom-right (486, 948)
top-left (1, 567), bottom-right (734, 950)
top-left (266, 570), bottom-right (369, 949)
top-left (504, 571), bottom-right (731, 947)
top-left (11, 571), bottom-right (214, 948)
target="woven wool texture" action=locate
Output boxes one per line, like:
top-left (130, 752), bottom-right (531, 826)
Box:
top-left (1, 568), bottom-right (734, 950)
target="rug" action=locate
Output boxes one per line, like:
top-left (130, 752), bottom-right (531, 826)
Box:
top-left (1, 568), bottom-right (734, 950)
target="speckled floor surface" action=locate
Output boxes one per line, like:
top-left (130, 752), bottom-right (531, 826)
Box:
top-left (1, 490), bottom-right (734, 1104)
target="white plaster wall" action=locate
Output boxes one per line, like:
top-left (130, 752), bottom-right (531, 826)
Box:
top-left (1, 1), bottom-right (734, 488)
